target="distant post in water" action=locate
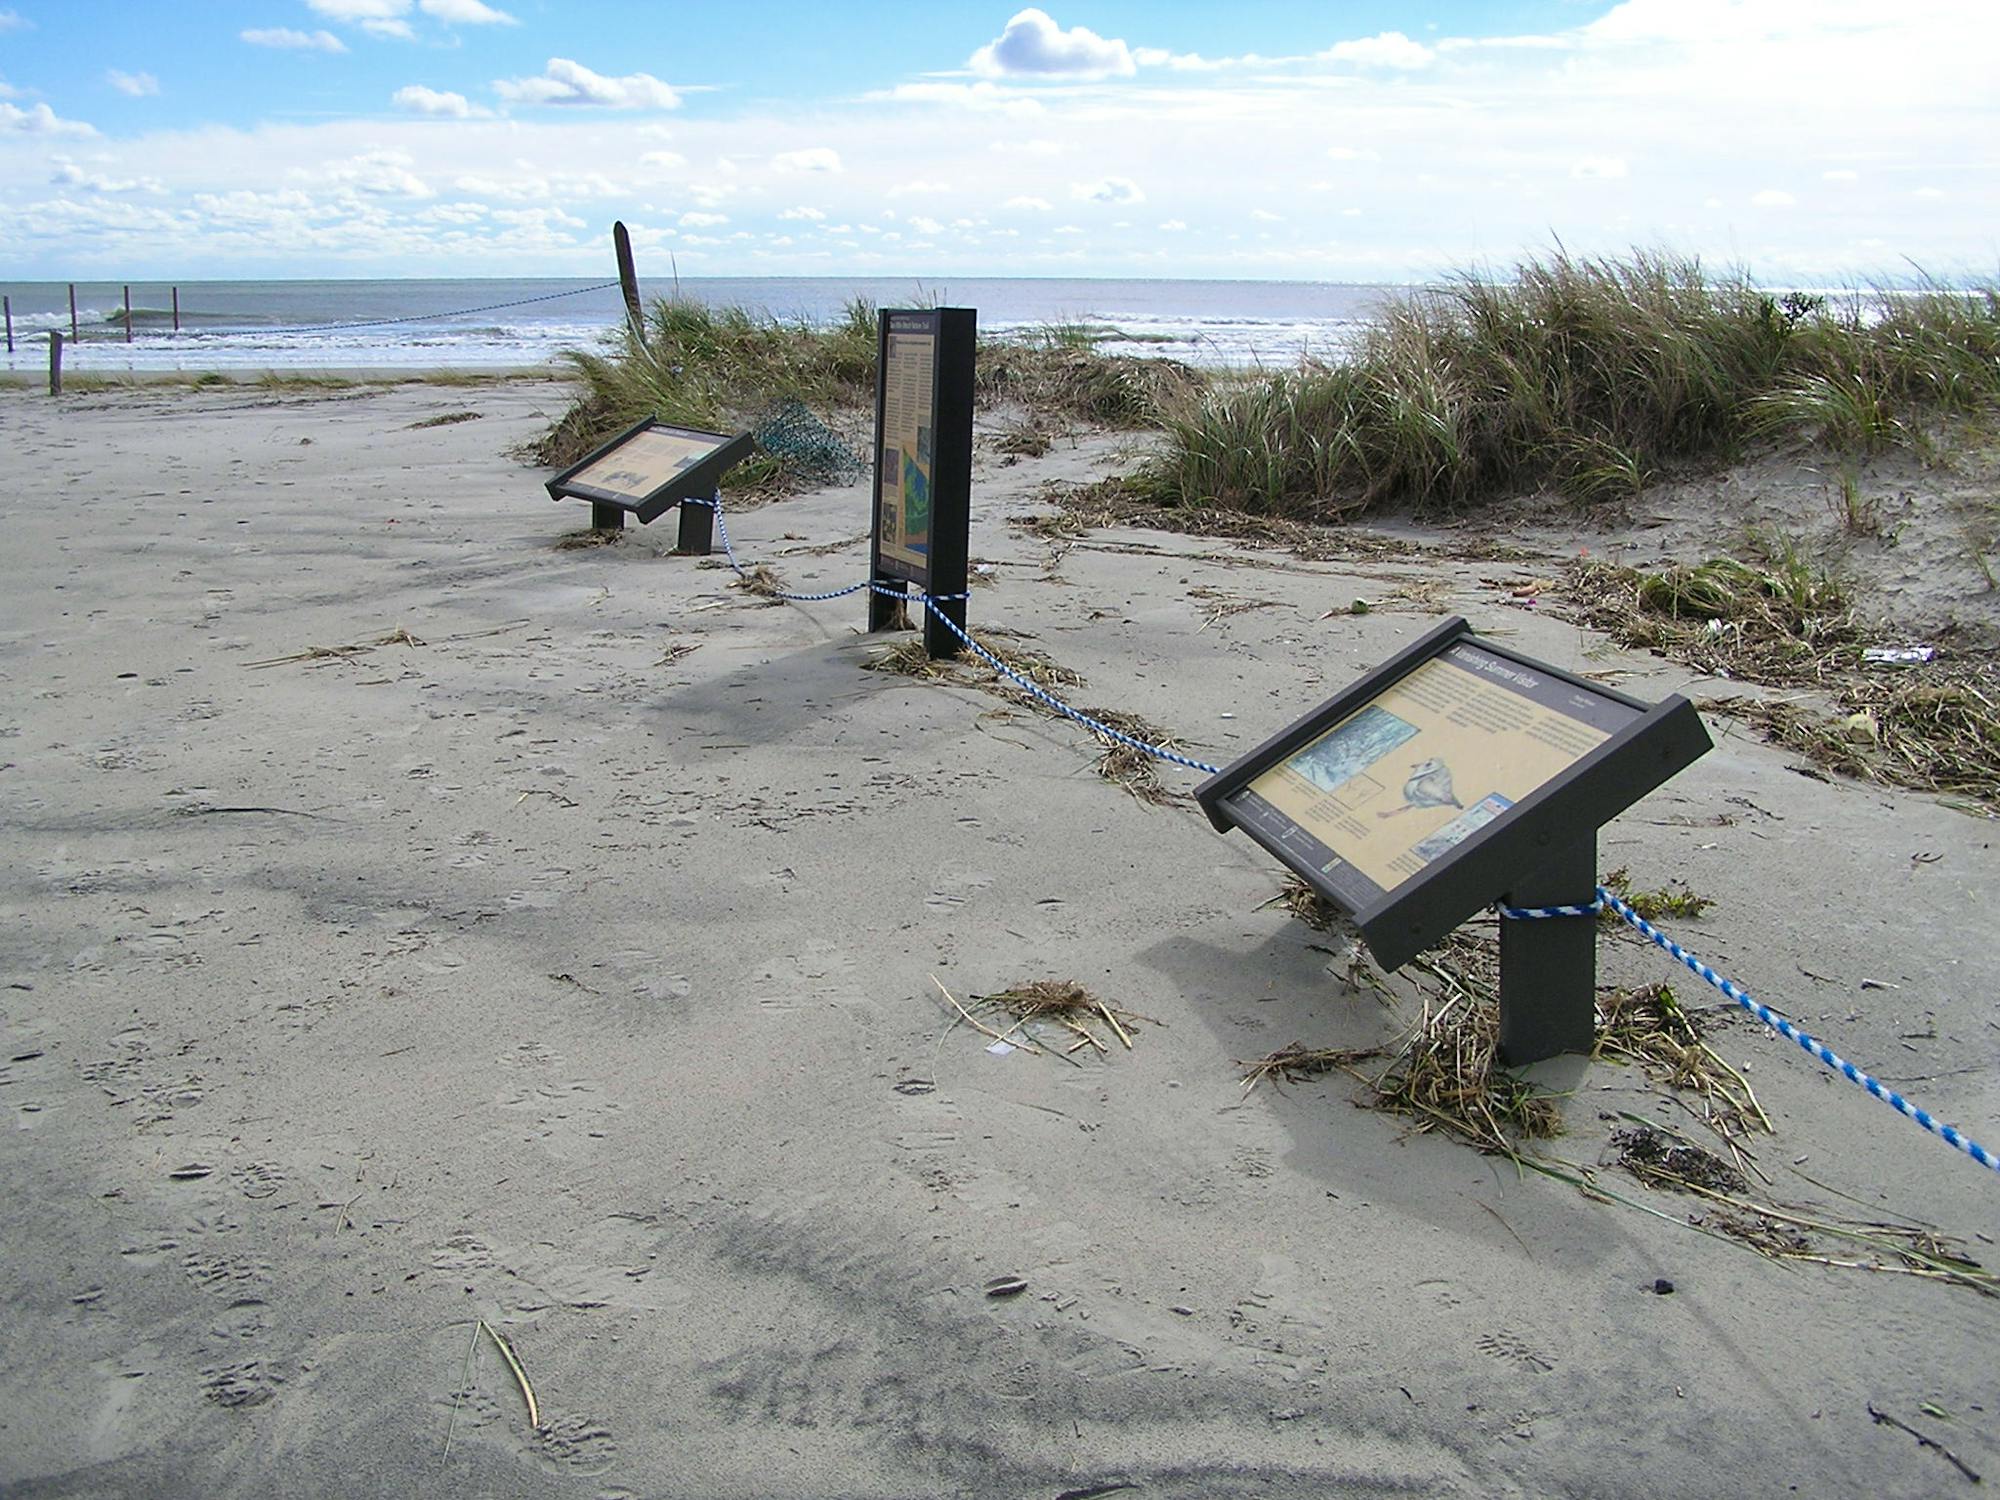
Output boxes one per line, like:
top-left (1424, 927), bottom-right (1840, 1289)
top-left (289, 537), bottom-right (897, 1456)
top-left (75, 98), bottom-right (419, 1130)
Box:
top-left (123, 285), bottom-right (133, 343)
top-left (4, 296), bottom-right (12, 355)
top-left (172, 286), bottom-right (180, 334)
top-left (868, 307), bottom-right (975, 659)
top-left (68, 284), bottom-right (78, 342)
top-left (48, 331), bottom-right (63, 396)
top-left (612, 221), bottom-right (643, 339)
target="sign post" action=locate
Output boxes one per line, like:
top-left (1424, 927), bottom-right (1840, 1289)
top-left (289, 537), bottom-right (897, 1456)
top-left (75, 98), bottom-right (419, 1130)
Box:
top-left (1196, 618), bottom-right (1712, 1063)
top-left (543, 418), bottom-right (754, 548)
top-left (869, 307), bottom-right (974, 658)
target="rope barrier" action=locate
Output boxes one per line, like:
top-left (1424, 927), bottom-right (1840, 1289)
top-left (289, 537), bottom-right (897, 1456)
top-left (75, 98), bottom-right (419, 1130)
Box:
top-left (1500, 889), bottom-right (2000, 1175)
top-left (695, 486), bottom-right (1994, 1182)
top-left (702, 491), bottom-right (1220, 776)
top-left (55, 281), bottom-right (627, 341)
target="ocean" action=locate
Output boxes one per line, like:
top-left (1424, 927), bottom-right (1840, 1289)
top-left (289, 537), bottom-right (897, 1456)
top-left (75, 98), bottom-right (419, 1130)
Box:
top-left (0, 276), bottom-right (1396, 377)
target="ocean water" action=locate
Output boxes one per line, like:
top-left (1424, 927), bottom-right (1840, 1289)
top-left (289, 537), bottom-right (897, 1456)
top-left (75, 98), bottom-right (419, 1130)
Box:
top-left (0, 276), bottom-right (1397, 376)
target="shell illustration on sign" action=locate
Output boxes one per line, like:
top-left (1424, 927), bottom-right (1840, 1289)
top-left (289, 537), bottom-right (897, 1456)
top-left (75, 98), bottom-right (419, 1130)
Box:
top-left (1378, 757), bottom-right (1463, 818)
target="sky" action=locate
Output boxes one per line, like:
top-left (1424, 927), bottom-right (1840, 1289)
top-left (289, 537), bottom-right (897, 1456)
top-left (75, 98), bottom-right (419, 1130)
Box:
top-left (0, 1), bottom-right (1994, 282)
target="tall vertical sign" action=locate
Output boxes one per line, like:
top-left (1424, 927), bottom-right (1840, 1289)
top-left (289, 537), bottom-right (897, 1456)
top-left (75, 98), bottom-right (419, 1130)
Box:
top-left (869, 307), bottom-right (975, 659)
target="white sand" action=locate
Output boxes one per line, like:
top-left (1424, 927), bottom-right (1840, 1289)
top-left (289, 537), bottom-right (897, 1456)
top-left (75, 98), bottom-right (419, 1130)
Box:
top-left (1, 378), bottom-right (1994, 1498)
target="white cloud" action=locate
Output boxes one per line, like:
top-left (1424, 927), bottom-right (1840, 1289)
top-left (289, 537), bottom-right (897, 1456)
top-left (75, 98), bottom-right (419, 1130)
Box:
top-left (1321, 31), bottom-right (1435, 69)
top-left (1071, 177), bottom-right (1144, 205)
top-left (1053, 224), bottom-right (1083, 235)
top-left (1752, 188), bottom-right (1796, 207)
top-left (678, 210), bottom-right (728, 227)
top-left (1005, 195), bottom-right (1052, 211)
top-left (495, 58), bottom-right (680, 109)
top-left (1252, 208), bottom-right (1283, 222)
top-left (881, 81), bottom-right (1044, 117)
top-left (886, 179), bottom-right (951, 197)
top-left (312, 149), bottom-right (434, 198)
top-left (1822, 169), bottom-right (1858, 182)
top-left (1, 101), bottom-right (96, 137)
top-left (969, 8), bottom-right (1136, 79)
top-left (908, 215), bottom-right (944, 234)
top-left (769, 147), bottom-right (842, 173)
top-left (49, 155), bottom-right (160, 193)
top-left (1571, 156), bottom-right (1628, 179)
top-left (308, 0), bottom-right (408, 21)
top-left (241, 28), bottom-right (347, 52)
top-left (778, 205), bottom-right (825, 221)
top-left (418, 0), bottom-right (516, 23)
top-left (1158, 219), bottom-right (1187, 231)
top-left (107, 70), bottom-right (160, 97)
top-left (1325, 146), bottom-right (1380, 162)
top-left (639, 149), bottom-right (686, 169)
top-left (393, 85), bottom-right (484, 118)
top-left (1912, 186), bottom-right (1946, 199)
top-left (0, 10), bottom-right (27, 32)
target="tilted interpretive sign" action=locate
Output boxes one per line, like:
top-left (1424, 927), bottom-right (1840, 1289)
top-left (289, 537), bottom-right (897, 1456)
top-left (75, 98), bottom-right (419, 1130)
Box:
top-left (1197, 617), bottom-right (1713, 1062)
top-left (869, 307), bottom-right (974, 658)
top-left (544, 417), bottom-right (754, 551)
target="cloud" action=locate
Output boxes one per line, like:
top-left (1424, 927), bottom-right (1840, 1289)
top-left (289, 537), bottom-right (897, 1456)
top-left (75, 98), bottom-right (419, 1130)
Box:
top-left (0, 8), bottom-right (29, 29)
top-left (1005, 195), bottom-right (1052, 211)
top-left (886, 179), bottom-right (951, 197)
top-left (1251, 208), bottom-right (1283, 222)
top-left (495, 58), bottom-right (680, 109)
top-left (308, 0), bottom-right (407, 21)
top-left (107, 70), bottom-right (160, 97)
top-left (49, 155), bottom-right (161, 193)
top-left (418, 0), bottom-right (516, 22)
top-left (1071, 176), bottom-right (1144, 205)
top-left (1752, 188), bottom-right (1796, 207)
top-left (1157, 219), bottom-right (1187, 231)
top-left (1320, 31), bottom-right (1435, 69)
top-left (778, 205), bottom-right (826, 221)
top-left (313, 148), bottom-right (434, 197)
top-left (1822, 168), bottom-right (1858, 182)
top-left (969, 8), bottom-right (1136, 79)
top-left (881, 81), bottom-right (1045, 117)
top-left (241, 27), bottom-right (348, 52)
top-left (1, 101), bottom-right (97, 137)
top-left (639, 149), bottom-right (686, 169)
top-left (679, 211), bottom-right (729, 227)
top-left (1571, 156), bottom-right (1628, 179)
top-left (393, 85), bottom-right (485, 117)
top-left (1325, 145), bottom-right (1380, 162)
top-left (769, 147), bottom-right (841, 173)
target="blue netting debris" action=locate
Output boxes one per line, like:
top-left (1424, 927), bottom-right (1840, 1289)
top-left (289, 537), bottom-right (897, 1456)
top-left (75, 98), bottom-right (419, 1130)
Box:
top-left (751, 399), bottom-right (866, 484)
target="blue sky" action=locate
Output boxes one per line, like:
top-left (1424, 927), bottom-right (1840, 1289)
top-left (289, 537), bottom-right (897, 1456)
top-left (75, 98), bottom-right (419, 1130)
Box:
top-left (0, 1), bottom-right (1992, 280)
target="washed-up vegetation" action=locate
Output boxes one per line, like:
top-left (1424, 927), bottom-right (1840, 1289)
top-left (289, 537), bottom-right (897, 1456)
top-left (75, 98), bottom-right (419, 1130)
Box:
top-left (532, 295), bottom-right (1205, 474)
top-left (1137, 251), bottom-right (2000, 518)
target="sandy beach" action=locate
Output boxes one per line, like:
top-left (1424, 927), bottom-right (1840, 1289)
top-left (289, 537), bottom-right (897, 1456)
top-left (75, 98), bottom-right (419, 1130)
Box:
top-left (2, 375), bottom-right (1995, 1498)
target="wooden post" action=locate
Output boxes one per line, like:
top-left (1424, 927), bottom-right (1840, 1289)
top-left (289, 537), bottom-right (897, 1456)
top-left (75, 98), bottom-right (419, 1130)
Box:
top-left (68, 284), bottom-right (78, 341)
top-left (124, 285), bottom-right (133, 343)
top-left (48, 331), bottom-right (63, 396)
top-left (172, 286), bottom-right (179, 333)
top-left (3, 295), bottom-right (11, 355)
top-left (612, 221), bottom-right (642, 338)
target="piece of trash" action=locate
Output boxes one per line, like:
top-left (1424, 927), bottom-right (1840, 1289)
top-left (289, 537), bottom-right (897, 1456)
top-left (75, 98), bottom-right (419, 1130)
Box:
top-left (1652, 1278), bottom-right (1675, 1296)
top-left (1170, 1304), bottom-right (1195, 1316)
top-left (1840, 710), bottom-right (1880, 743)
top-left (984, 1275), bottom-right (1029, 1298)
top-left (1705, 618), bottom-right (1725, 635)
top-left (985, 1039), bottom-right (1016, 1056)
top-left (1862, 646), bottom-right (1936, 666)
top-left (168, 1163), bottom-right (215, 1180)
top-left (1859, 978), bottom-right (1899, 991)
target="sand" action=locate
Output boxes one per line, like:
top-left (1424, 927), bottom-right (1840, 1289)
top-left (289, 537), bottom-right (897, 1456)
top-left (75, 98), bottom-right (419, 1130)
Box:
top-left (1, 377), bottom-right (1994, 1499)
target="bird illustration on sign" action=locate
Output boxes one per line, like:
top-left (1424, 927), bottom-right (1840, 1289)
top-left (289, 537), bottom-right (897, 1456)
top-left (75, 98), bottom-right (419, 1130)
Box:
top-left (1378, 757), bottom-right (1463, 818)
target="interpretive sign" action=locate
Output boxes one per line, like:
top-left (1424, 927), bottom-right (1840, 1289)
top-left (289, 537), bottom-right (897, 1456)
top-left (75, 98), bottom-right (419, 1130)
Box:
top-left (544, 417), bottom-right (754, 550)
top-left (1197, 618), bottom-right (1712, 1062)
top-left (869, 307), bottom-right (974, 658)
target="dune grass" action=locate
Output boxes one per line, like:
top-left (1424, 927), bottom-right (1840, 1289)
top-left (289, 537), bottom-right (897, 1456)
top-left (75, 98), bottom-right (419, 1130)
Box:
top-left (1139, 251), bottom-right (2000, 519)
top-left (530, 294), bottom-right (1206, 473)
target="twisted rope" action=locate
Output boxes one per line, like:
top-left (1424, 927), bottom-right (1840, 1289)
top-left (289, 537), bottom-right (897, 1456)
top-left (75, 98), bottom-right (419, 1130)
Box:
top-left (199, 281), bottom-right (625, 338)
top-left (1500, 887), bottom-right (1999, 1175)
top-left (704, 491), bottom-right (1216, 775)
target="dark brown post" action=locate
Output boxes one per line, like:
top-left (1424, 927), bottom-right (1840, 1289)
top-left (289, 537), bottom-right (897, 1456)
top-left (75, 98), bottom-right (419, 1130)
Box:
top-left (48, 331), bottom-right (63, 396)
top-left (3, 295), bottom-right (11, 355)
top-left (172, 286), bottom-right (179, 333)
top-left (123, 285), bottom-right (132, 343)
top-left (68, 284), bottom-right (78, 341)
top-left (612, 221), bottom-right (642, 338)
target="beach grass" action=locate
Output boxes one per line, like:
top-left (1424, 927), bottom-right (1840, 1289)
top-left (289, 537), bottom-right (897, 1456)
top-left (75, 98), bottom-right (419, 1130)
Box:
top-left (1138, 251), bottom-right (2000, 518)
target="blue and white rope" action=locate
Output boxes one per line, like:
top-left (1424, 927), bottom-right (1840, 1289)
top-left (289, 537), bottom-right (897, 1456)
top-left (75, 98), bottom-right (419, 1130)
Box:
top-left (703, 492), bottom-right (1219, 776)
top-left (1501, 887), bottom-right (2000, 1176)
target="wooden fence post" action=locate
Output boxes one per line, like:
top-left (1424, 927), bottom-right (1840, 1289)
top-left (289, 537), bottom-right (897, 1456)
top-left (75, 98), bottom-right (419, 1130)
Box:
top-left (172, 287), bottom-right (180, 334)
top-left (613, 221), bottom-right (642, 338)
top-left (68, 284), bottom-right (78, 341)
top-left (124, 285), bottom-right (133, 343)
top-left (49, 331), bottom-right (63, 396)
top-left (4, 295), bottom-right (11, 355)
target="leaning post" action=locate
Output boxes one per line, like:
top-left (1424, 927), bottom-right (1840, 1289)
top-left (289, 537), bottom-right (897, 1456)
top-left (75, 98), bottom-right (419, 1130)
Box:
top-left (48, 331), bottom-right (63, 396)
